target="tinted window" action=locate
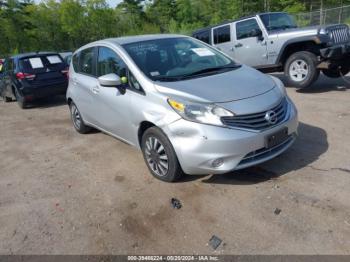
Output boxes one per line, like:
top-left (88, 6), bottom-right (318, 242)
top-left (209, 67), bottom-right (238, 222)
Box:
top-left (97, 47), bottom-right (126, 77)
top-left (213, 25), bottom-right (231, 44)
top-left (236, 19), bottom-right (260, 40)
top-left (194, 30), bottom-right (210, 44)
top-left (79, 48), bottom-right (95, 75)
top-left (72, 53), bottom-right (79, 72)
top-left (19, 54), bottom-right (65, 73)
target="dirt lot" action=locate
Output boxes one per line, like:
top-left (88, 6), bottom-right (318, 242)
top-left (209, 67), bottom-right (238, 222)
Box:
top-left (0, 74), bottom-right (349, 255)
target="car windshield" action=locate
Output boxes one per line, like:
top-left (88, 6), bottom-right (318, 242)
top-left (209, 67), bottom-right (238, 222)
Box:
top-left (260, 13), bottom-right (297, 31)
top-left (122, 37), bottom-right (240, 82)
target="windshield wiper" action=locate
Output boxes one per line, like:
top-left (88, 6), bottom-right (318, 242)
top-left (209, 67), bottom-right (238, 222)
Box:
top-left (184, 64), bottom-right (241, 77)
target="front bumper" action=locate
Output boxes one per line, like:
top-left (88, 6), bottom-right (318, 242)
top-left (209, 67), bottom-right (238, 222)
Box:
top-left (163, 98), bottom-right (298, 175)
top-left (320, 42), bottom-right (350, 60)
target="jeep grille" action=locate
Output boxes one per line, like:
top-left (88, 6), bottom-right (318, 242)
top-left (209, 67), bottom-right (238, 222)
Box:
top-left (329, 25), bottom-right (350, 44)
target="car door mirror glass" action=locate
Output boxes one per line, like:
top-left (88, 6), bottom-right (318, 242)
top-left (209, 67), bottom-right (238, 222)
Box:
top-left (98, 73), bottom-right (122, 87)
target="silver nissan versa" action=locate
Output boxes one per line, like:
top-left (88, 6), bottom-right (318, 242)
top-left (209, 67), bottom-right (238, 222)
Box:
top-left (67, 34), bottom-right (298, 182)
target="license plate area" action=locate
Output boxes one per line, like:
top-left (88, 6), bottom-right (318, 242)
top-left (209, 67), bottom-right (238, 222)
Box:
top-left (266, 127), bottom-right (289, 148)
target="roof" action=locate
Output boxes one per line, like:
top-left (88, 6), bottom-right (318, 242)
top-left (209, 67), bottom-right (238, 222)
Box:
top-left (192, 12), bottom-right (287, 34)
top-left (11, 52), bottom-right (59, 59)
top-left (103, 34), bottom-right (187, 45)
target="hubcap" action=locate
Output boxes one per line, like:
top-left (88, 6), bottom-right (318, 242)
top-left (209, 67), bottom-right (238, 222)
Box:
top-left (71, 105), bottom-right (81, 129)
top-left (144, 136), bottom-right (169, 177)
top-left (289, 59), bottom-right (309, 82)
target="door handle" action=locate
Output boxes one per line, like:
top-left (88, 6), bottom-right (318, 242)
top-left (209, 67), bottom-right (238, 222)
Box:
top-left (234, 43), bottom-right (243, 48)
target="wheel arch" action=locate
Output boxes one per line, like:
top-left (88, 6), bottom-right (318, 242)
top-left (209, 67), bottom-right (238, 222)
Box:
top-left (277, 37), bottom-right (324, 65)
top-left (137, 121), bottom-right (156, 148)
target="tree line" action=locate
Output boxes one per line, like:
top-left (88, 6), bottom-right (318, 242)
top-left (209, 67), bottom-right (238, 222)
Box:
top-left (0, 0), bottom-right (349, 56)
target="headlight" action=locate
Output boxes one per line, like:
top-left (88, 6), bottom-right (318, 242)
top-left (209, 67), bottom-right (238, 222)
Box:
top-left (168, 98), bottom-right (234, 126)
top-left (270, 75), bottom-right (286, 96)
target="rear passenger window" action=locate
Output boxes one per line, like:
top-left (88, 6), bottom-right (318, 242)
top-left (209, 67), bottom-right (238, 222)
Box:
top-left (236, 19), bottom-right (260, 40)
top-left (79, 48), bottom-right (95, 75)
top-left (97, 47), bottom-right (126, 77)
top-left (213, 25), bottom-right (231, 44)
top-left (194, 30), bottom-right (210, 44)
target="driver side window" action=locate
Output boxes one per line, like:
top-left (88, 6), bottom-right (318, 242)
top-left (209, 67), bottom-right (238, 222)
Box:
top-left (97, 47), bottom-right (126, 78)
top-left (236, 19), bottom-right (260, 40)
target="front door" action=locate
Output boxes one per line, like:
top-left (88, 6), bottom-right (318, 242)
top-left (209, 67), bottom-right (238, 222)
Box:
top-left (232, 18), bottom-right (268, 67)
top-left (91, 46), bottom-right (134, 143)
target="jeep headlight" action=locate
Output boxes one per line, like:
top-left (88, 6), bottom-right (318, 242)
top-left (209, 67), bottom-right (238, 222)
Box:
top-left (168, 98), bottom-right (234, 126)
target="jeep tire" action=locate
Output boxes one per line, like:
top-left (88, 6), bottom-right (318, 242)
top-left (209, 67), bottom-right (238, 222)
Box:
top-left (322, 66), bottom-right (350, 78)
top-left (284, 51), bottom-right (319, 89)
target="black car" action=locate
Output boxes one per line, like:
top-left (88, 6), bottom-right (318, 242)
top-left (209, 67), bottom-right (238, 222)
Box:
top-left (0, 52), bottom-right (68, 108)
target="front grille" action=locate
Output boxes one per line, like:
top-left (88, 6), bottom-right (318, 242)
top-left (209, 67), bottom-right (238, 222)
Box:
top-left (221, 98), bottom-right (288, 131)
top-left (329, 25), bottom-right (350, 44)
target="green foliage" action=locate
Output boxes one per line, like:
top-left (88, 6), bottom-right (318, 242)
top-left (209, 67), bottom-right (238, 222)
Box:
top-left (0, 0), bottom-right (349, 56)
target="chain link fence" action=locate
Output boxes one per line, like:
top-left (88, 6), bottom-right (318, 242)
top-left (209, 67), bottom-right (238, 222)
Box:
top-left (293, 5), bottom-right (350, 26)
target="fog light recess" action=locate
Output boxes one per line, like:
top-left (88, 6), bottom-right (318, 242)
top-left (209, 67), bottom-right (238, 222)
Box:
top-left (212, 158), bottom-right (224, 168)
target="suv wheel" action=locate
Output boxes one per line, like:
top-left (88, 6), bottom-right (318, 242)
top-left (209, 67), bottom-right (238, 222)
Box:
top-left (69, 102), bottom-right (91, 134)
top-left (322, 66), bottom-right (350, 78)
top-left (141, 127), bottom-right (184, 182)
top-left (2, 93), bottom-right (11, 103)
top-left (14, 87), bottom-right (27, 109)
top-left (284, 51), bottom-right (319, 89)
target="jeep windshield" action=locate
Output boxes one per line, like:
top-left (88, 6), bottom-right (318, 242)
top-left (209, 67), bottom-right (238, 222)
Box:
top-left (122, 37), bottom-right (240, 82)
top-left (260, 13), bottom-right (298, 32)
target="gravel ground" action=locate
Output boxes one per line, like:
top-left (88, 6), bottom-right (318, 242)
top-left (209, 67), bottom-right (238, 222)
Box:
top-left (0, 74), bottom-right (349, 255)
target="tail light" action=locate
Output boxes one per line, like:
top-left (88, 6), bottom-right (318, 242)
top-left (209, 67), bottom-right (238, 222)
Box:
top-left (61, 68), bottom-right (69, 79)
top-left (16, 72), bottom-right (36, 80)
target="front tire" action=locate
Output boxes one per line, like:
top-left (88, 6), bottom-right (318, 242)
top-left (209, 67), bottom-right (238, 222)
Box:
top-left (141, 127), bottom-right (184, 182)
top-left (322, 66), bottom-right (350, 78)
top-left (284, 51), bottom-right (319, 89)
top-left (14, 87), bottom-right (27, 109)
top-left (69, 102), bottom-right (91, 134)
top-left (2, 93), bottom-right (11, 102)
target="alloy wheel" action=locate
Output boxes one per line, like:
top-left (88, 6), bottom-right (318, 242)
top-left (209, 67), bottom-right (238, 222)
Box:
top-left (71, 104), bottom-right (81, 130)
top-left (289, 59), bottom-right (309, 82)
top-left (144, 136), bottom-right (169, 177)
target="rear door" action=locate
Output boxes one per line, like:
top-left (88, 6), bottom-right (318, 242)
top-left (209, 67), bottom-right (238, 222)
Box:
top-left (70, 47), bottom-right (99, 124)
top-left (212, 24), bottom-right (235, 57)
top-left (18, 54), bottom-right (68, 86)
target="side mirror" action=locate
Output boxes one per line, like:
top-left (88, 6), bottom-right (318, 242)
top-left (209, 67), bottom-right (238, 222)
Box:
top-left (98, 73), bottom-right (126, 95)
top-left (98, 73), bottom-right (122, 87)
top-left (251, 29), bottom-right (264, 41)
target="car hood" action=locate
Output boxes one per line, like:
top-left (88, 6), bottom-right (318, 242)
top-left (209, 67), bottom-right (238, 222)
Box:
top-left (154, 65), bottom-right (276, 103)
top-left (270, 25), bottom-right (321, 38)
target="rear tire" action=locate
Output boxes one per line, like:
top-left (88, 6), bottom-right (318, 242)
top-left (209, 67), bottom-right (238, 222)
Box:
top-left (284, 51), bottom-right (319, 89)
top-left (141, 127), bottom-right (184, 182)
top-left (69, 102), bottom-right (91, 134)
top-left (14, 87), bottom-right (27, 109)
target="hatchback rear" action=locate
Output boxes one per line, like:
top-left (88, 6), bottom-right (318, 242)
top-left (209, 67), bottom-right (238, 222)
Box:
top-left (1, 52), bottom-right (68, 108)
